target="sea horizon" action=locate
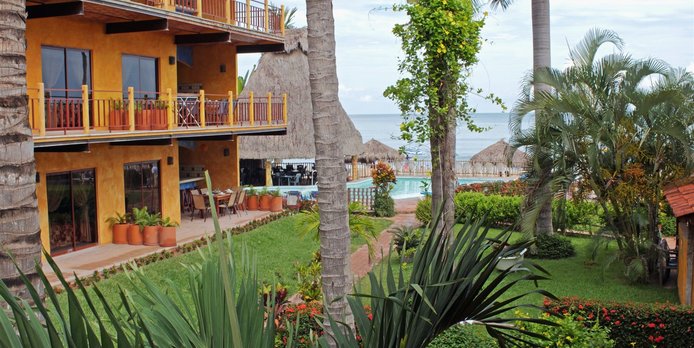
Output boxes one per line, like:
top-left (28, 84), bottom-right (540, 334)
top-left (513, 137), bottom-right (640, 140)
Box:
top-left (348, 113), bottom-right (533, 160)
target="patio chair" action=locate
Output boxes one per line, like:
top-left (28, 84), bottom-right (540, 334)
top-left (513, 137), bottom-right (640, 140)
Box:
top-left (286, 191), bottom-right (302, 210)
top-left (234, 190), bottom-right (247, 215)
top-left (495, 248), bottom-right (528, 272)
top-left (219, 191), bottom-right (237, 218)
top-left (292, 173), bottom-right (302, 186)
top-left (191, 194), bottom-right (210, 222)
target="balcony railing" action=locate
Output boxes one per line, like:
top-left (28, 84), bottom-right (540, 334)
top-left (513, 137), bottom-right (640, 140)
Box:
top-left (148, 0), bottom-right (285, 35)
top-left (28, 83), bottom-right (287, 137)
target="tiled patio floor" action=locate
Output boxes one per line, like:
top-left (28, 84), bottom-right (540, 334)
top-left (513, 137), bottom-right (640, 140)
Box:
top-left (43, 209), bottom-right (274, 286)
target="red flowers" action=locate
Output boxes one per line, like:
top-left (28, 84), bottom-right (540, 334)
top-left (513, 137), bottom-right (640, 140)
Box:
top-left (648, 323), bottom-right (656, 328)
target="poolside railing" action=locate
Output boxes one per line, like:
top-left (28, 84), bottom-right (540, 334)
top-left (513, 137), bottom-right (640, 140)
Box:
top-left (352, 160), bottom-right (525, 178)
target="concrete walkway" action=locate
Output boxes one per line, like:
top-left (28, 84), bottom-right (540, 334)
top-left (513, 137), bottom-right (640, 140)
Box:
top-left (350, 197), bottom-right (422, 279)
top-left (44, 210), bottom-right (274, 285)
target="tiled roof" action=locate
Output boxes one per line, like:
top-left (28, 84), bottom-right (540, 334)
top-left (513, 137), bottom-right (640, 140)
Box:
top-left (664, 176), bottom-right (694, 218)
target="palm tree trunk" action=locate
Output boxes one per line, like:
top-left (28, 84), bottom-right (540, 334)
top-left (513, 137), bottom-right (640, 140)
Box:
top-left (0, 0), bottom-right (42, 300)
top-left (531, 0), bottom-right (554, 236)
top-left (305, 0), bottom-right (354, 342)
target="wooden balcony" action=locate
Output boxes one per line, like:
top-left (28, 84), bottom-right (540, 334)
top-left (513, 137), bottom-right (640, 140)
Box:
top-left (143, 0), bottom-right (285, 35)
top-left (28, 84), bottom-right (287, 146)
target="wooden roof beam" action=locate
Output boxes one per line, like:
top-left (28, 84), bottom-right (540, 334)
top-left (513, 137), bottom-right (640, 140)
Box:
top-left (27, 1), bottom-right (84, 19)
top-left (237, 44), bottom-right (284, 54)
top-left (175, 33), bottom-right (231, 45)
top-left (106, 19), bottom-right (168, 34)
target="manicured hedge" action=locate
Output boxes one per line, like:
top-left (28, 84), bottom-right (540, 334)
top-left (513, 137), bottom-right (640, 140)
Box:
top-left (545, 297), bottom-right (694, 348)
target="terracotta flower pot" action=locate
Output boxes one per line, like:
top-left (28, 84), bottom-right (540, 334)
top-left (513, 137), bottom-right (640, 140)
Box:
top-left (112, 223), bottom-right (130, 244)
top-left (109, 110), bottom-right (128, 131)
top-left (143, 226), bottom-right (159, 246)
top-left (259, 194), bottom-right (271, 211)
top-left (270, 196), bottom-right (283, 212)
top-left (128, 224), bottom-right (143, 245)
top-left (159, 226), bottom-right (177, 247)
top-left (246, 195), bottom-right (259, 210)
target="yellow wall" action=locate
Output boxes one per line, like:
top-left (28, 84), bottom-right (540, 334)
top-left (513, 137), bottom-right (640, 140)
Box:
top-left (179, 139), bottom-right (239, 189)
top-left (26, 16), bottom-right (177, 103)
top-left (35, 143), bottom-right (181, 253)
top-left (177, 45), bottom-right (238, 96)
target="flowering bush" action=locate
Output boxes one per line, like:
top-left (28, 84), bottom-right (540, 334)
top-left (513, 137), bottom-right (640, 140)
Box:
top-left (276, 302), bottom-right (373, 347)
top-left (371, 162), bottom-right (396, 190)
top-left (455, 179), bottom-right (526, 196)
top-left (545, 297), bottom-right (694, 347)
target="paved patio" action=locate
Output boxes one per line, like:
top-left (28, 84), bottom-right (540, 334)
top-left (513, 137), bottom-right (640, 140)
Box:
top-left (43, 209), bottom-right (274, 286)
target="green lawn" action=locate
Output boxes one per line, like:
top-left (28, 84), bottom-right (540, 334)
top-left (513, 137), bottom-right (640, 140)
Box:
top-left (53, 215), bottom-right (391, 324)
top-left (359, 228), bottom-right (678, 305)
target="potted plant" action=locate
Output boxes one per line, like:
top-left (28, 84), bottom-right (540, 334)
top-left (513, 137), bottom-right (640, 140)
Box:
top-left (158, 216), bottom-right (179, 247)
top-left (129, 207), bottom-right (148, 245)
top-left (108, 99), bottom-right (128, 131)
top-left (246, 187), bottom-right (258, 211)
top-left (269, 189), bottom-right (283, 212)
top-left (105, 211), bottom-right (130, 244)
top-left (148, 100), bottom-right (168, 130)
top-left (134, 102), bottom-right (149, 130)
top-left (141, 211), bottom-right (161, 246)
top-left (258, 188), bottom-right (271, 211)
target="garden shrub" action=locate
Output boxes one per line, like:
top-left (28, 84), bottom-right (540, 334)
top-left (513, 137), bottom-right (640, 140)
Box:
top-left (455, 179), bottom-right (526, 196)
top-left (374, 190), bottom-right (395, 217)
top-left (391, 225), bottom-right (423, 256)
top-left (515, 310), bottom-right (614, 348)
top-left (427, 324), bottom-right (498, 348)
top-left (294, 251), bottom-right (322, 302)
top-left (659, 212), bottom-right (676, 237)
top-left (415, 197), bottom-right (432, 225)
top-left (276, 301), bottom-right (323, 347)
top-left (554, 199), bottom-right (604, 231)
top-left (530, 234), bottom-right (576, 259)
top-left (546, 297), bottom-right (694, 347)
top-left (454, 192), bottom-right (522, 226)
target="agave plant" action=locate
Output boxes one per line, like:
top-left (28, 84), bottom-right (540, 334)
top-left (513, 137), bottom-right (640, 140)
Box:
top-left (0, 172), bottom-right (283, 347)
top-left (323, 212), bottom-right (557, 347)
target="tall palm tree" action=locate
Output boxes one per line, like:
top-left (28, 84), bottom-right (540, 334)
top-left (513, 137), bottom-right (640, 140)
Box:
top-left (0, 0), bottom-right (42, 298)
top-left (304, 0), bottom-right (354, 343)
top-left (491, 0), bottom-right (554, 236)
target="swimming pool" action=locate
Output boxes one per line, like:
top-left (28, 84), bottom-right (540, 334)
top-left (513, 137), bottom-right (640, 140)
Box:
top-left (267, 176), bottom-right (503, 199)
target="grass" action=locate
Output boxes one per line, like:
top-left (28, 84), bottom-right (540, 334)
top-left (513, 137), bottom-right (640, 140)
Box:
top-left (359, 227), bottom-right (678, 305)
top-left (53, 214), bottom-right (391, 325)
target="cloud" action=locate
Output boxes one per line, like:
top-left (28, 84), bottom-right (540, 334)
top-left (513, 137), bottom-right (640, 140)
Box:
top-left (239, 0), bottom-right (694, 114)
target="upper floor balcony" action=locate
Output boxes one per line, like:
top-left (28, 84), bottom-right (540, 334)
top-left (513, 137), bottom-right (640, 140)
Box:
top-left (27, 83), bottom-right (287, 146)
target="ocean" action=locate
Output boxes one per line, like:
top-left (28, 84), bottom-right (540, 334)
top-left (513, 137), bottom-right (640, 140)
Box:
top-left (349, 113), bottom-right (533, 160)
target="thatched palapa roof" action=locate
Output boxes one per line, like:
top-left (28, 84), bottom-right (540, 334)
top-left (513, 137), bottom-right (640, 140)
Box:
top-left (238, 28), bottom-right (364, 159)
top-left (469, 139), bottom-right (528, 166)
top-left (360, 139), bottom-right (403, 162)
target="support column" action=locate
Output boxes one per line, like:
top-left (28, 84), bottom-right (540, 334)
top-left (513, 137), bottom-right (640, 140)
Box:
top-left (127, 87), bottom-right (135, 131)
top-left (166, 88), bottom-right (174, 130)
top-left (37, 83), bottom-right (46, 136)
top-left (81, 85), bottom-right (90, 134)
top-left (351, 155), bottom-right (358, 180)
top-left (265, 160), bottom-right (273, 187)
top-left (199, 89), bottom-right (206, 128)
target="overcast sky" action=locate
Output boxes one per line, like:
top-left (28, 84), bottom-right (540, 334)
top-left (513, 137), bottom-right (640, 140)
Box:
top-left (239, 1), bottom-right (694, 115)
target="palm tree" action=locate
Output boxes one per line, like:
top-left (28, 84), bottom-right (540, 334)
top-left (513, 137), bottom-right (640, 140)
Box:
top-left (490, 0), bottom-right (554, 236)
top-left (0, 0), bottom-right (42, 298)
top-left (304, 0), bottom-right (354, 342)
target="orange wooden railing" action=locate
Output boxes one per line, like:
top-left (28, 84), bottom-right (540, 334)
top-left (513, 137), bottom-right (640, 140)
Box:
top-left (29, 84), bottom-right (287, 136)
top-left (174, 0), bottom-right (197, 14)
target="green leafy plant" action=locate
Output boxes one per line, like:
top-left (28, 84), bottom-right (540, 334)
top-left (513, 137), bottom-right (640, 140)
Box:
top-left (105, 211), bottom-right (130, 226)
top-left (247, 186), bottom-right (258, 196)
top-left (529, 234), bottom-right (576, 259)
top-left (294, 251), bottom-right (322, 302)
top-left (514, 310), bottom-right (614, 347)
top-left (325, 211), bottom-right (557, 347)
top-left (415, 197), bottom-right (432, 225)
top-left (270, 189), bottom-right (282, 197)
top-left (159, 216), bottom-right (179, 228)
top-left (132, 206), bottom-right (151, 228)
top-left (295, 202), bottom-right (377, 256)
top-left (390, 225), bottom-right (422, 256)
top-left (259, 187), bottom-right (270, 196)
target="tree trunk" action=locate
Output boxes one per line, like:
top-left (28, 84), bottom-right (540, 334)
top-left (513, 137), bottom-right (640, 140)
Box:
top-left (440, 103), bottom-right (457, 233)
top-left (305, 0), bottom-right (354, 343)
top-left (0, 0), bottom-right (42, 300)
top-left (531, 0), bottom-right (553, 236)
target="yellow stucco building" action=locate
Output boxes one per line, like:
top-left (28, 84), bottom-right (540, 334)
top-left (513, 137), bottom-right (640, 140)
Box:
top-left (27, 0), bottom-right (287, 255)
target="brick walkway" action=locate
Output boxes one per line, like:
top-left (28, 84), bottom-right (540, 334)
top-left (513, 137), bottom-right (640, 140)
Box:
top-left (350, 197), bottom-right (422, 279)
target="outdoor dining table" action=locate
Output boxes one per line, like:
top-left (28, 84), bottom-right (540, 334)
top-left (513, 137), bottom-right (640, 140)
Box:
top-left (212, 192), bottom-right (231, 215)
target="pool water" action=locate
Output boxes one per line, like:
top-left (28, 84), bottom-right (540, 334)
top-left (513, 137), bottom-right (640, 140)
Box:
top-left (268, 177), bottom-right (503, 199)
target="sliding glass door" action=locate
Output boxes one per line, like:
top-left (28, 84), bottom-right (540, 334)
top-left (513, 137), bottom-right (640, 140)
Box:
top-left (47, 169), bottom-right (97, 254)
top-left (124, 161), bottom-right (161, 214)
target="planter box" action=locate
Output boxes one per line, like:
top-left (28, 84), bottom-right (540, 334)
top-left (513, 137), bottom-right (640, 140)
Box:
top-left (112, 223), bottom-right (130, 244)
top-left (259, 195), bottom-right (271, 211)
top-left (143, 226), bottom-right (159, 246)
top-left (159, 226), bottom-right (176, 247)
top-left (109, 110), bottom-right (128, 131)
top-left (270, 196), bottom-right (283, 212)
top-left (246, 195), bottom-right (258, 210)
top-left (128, 224), bottom-right (143, 245)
